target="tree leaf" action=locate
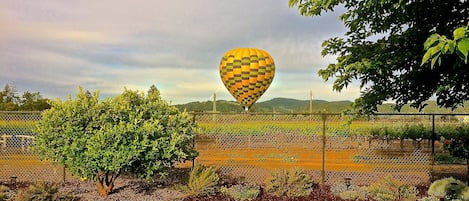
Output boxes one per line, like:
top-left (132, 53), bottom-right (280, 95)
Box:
top-left (457, 38), bottom-right (469, 63)
top-left (423, 34), bottom-right (440, 50)
top-left (421, 51), bottom-right (432, 66)
top-left (430, 52), bottom-right (441, 68)
top-left (448, 40), bottom-right (456, 54)
top-left (453, 27), bottom-right (466, 41)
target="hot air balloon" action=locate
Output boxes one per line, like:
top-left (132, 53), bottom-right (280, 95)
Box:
top-left (219, 48), bottom-right (275, 111)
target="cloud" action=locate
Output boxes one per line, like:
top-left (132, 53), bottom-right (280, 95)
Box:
top-left (0, 1), bottom-right (357, 105)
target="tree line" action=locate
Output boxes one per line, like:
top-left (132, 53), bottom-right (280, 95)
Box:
top-left (0, 83), bottom-right (51, 111)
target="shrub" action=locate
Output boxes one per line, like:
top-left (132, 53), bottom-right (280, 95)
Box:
top-left (428, 177), bottom-right (469, 200)
top-left (0, 185), bottom-right (8, 201)
top-left (331, 182), bottom-right (368, 200)
top-left (0, 185), bottom-right (17, 201)
top-left (181, 164), bottom-right (220, 196)
top-left (368, 175), bottom-right (418, 201)
top-left (443, 125), bottom-right (469, 184)
top-left (435, 153), bottom-right (466, 164)
top-left (265, 167), bottom-right (315, 197)
top-left (34, 86), bottom-right (197, 197)
top-left (220, 183), bottom-right (260, 201)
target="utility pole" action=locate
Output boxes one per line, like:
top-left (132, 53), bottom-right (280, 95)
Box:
top-left (212, 93), bottom-right (217, 122)
top-left (310, 91), bottom-right (313, 121)
top-left (212, 92), bottom-right (216, 112)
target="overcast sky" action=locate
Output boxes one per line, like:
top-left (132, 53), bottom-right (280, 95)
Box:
top-left (1, 1), bottom-right (360, 104)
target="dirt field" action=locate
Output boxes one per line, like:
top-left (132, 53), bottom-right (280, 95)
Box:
top-left (1, 143), bottom-right (467, 186)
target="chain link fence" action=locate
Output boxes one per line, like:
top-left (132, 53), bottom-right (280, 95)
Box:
top-left (0, 111), bottom-right (68, 183)
top-left (193, 112), bottom-right (467, 186)
top-left (1, 111), bottom-right (467, 186)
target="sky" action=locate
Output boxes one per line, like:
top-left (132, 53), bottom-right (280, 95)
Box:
top-left (1, 1), bottom-right (361, 104)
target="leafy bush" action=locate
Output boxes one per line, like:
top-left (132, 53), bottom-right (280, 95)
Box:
top-left (0, 185), bottom-right (9, 201)
top-left (440, 125), bottom-right (469, 184)
top-left (181, 164), bottom-right (220, 196)
top-left (428, 177), bottom-right (469, 200)
top-left (331, 182), bottom-right (368, 200)
top-left (435, 153), bottom-right (466, 164)
top-left (220, 183), bottom-right (260, 201)
top-left (34, 86), bottom-right (197, 197)
top-left (368, 175), bottom-right (418, 201)
top-left (265, 167), bottom-right (315, 197)
top-left (15, 182), bottom-right (78, 201)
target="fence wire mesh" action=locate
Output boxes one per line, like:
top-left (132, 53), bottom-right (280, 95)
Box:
top-left (0, 111), bottom-right (68, 182)
top-left (193, 113), bottom-right (440, 186)
top-left (1, 111), bottom-right (467, 186)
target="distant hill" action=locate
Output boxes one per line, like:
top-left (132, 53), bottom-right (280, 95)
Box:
top-left (174, 98), bottom-right (469, 113)
top-left (174, 98), bottom-right (353, 113)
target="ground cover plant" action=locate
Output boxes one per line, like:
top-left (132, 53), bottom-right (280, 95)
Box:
top-left (368, 175), bottom-right (419, 201)
top-left (33, 86), bottom-right (197, 197)
top-left (220, 183), bottom-right (260, 201)
top-left (427, 177), bottom-right (469, 200)
top-left (179, 164), bottom-right (220, 196)
top-left (265, 167), bottom-right (315, 197)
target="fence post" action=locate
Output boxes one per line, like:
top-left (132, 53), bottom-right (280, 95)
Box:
top-left (192, 113), bottom-right (197, 169)
top-left (431, 114), bottom-right (435, 182)
top-left (321, 112), bottom-right (327, 186)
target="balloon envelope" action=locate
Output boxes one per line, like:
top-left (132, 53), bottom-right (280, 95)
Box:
top-left (219, 48), bottom-right (275, 111)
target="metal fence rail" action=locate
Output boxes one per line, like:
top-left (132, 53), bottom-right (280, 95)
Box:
top-left (0, 111), bottom-right (467, 186)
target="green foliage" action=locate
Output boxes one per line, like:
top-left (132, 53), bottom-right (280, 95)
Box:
top-left (428, 177), bottom-right (469, 200)
top-left (289, 0), bottom-right (469, 114)
top-left (422, 22), bottom-right (469, 67)
top-left (368, 175), bottom-right (418, 201)
top-left (0, 185), bottom-right (10, 201)
top-left (0, 83), bottom-right (50, 111)
top-left (181, 164), bottom-right (220, 196)
top-left (34, 86), bottom-right (197, 196)
top-left (220, 183), bottom-right (260, 201)
top-left (443, 124), bottom-right (469, 162)
top-left (15, 182), bottom-right (78, 201)
top-left (435, 153), bottom-right (466, 165)
top-left (265, 167), bottom-right (315, 197)
top-left (368, 124), bottom-right (432, 140)
top-left (331, 182), bottom-right (368, 200)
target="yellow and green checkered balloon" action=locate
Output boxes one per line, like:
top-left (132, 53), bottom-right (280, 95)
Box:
top-left (219, 48), bottom-right (275, 111)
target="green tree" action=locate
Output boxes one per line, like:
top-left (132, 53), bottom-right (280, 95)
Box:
top-left (34, 87), bottom-right (197, 197)
top-left (0, 84), bottom-right (19, 110)
top-left (19, 91), bottom-right (51, 111)
top-left (289, 0), bottom-right (469, 114)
